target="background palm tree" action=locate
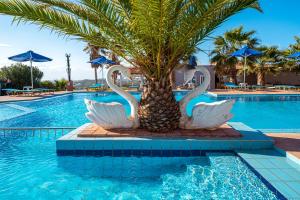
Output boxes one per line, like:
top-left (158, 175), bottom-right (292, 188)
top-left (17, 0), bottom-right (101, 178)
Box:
top-left (0, 0), bottom-right (261, 132)
top-left (284, 36), bottom-right (300, 72)
top-left (250, 46), bottom-right (283, 86)
top-left (211, 26), bottom-right (260, 84)
top-left (83, 43), bottom-right (100, 84)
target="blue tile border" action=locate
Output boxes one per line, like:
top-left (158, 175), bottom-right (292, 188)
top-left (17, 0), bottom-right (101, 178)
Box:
top-left (56, 149), bottom-right (207, 157)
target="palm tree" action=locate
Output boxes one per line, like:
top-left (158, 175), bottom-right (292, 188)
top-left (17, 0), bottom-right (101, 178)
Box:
top-left (284, 36), bottom-right (300, 72)
top-left (250, 46), bottom-right (283, 86)
top-left (211, 26), bottom-right (260, 84)
top-left (0, 0), bottom-right (261, 132)
top-left (289, 36), bottom-right (300, 52)
top-left (83, 43), bottom-right (100, 84)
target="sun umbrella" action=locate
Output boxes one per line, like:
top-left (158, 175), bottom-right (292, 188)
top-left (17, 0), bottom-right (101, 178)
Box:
top-left (287, 52), bottom-right (300, 59)
top-left (8, 50), bottom-right (52, 88)
top-left (89, 56), bottom-right (116, 65)
top-left (88, 56), bottom-right (116, 86)
top-left (230, 46), bottom-right (262, 84)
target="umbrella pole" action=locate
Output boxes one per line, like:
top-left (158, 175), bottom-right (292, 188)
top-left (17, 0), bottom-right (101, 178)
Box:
top-left (102, 65), bottom-right (104, 86)
top-left (243, 56), bottom-right (247, 84)
top-left (30, 60), bottom-right (34, 88)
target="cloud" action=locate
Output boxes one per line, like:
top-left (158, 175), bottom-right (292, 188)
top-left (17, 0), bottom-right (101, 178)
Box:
top-left (0, 43), bottom-right (11, 47)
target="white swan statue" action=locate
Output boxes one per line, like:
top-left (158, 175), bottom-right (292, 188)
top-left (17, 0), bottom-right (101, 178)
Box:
top-left (179, 66), bottom-right (235, 130)
top-left (84, 65), bottom-right (139, 129)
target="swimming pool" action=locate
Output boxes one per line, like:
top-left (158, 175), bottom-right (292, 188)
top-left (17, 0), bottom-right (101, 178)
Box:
top-left (0, 133), bottom-right (280, 199)
top-left (0, 92), bottom-right (300, 131)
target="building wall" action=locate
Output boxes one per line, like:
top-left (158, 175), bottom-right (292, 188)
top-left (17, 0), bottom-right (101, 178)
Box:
top-left (174, 65), bottom-right (215, 89)
top-left (239, 72), bottom-right (300, 86)
top-left (265, 72), bottom-right (300, 86)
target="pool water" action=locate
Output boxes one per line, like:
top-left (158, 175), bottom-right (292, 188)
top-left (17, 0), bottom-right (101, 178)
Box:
top-left (0, 134), bottom-right (279, 199)
top-left (0, 104), bottom-right (24, 121)
top-left (0, 92), bottom-right (300, 131)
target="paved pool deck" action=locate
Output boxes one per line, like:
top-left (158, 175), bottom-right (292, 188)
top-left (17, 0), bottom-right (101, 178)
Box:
top-left (0, 91), bottom-right (72, 103)
top-left (77, 123), bottom-right (242, 138)
top-left (267, 133), bottom-right (300, 165)
top-left (208, 89), bottom-right (300, 97)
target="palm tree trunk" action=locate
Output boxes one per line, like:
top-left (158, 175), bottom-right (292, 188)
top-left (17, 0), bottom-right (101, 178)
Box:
top-left (94, 67), bottom-right (98, 84)
top-left (138, 77), bottom-right (181, 132)
top-left (111, 53), bottom-right (119, 84)
top-left (230, 68), bottom-right (238, 84)
top-left (257, 70), bottom-right (265, 86)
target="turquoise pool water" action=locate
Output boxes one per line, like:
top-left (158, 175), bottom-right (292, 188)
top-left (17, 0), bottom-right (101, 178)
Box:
top-left (0, 134), bottom-right (279, 199)
top-left (0, 104), bottom-right (24, 121)
top-left (0, 92), bottom-right (300, 131)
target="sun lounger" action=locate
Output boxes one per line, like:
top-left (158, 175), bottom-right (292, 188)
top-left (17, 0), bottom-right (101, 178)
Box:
top-left (273, 85), bottom-right (296, 90)
top-left (224, 82), bottom-right (240, 89)
top-left (249, 85), bottom-right (265, 90)
top-left (35, 88), bottom-right (55, 94)
top-left (2, 88), bottom-right (21, 95)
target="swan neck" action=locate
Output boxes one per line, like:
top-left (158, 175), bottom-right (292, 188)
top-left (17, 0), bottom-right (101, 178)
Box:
top-left (106, 65), bottom-right (139, 125)
top-left (180, 66), bottom-right (211, 119)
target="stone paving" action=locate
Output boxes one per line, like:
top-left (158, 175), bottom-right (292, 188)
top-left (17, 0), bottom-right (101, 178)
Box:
top-left (209, 89), bottom-right (300, 96)
top-left (77, 123), bottom-right (242, 138)
top-left (267, 133), bottom-right (300, 161)
top-left (0, 91), bottom-right (71, 102)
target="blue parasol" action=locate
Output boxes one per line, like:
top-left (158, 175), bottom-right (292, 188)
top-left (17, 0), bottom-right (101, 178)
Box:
top-left (230, 46), bottom-right (262, 84)
top-left (88, 56), bottom-right (116, 86)
top-left (89, 56), bottom-right (116, 65)
top-left (8, 50), bottom-right (52, 88)
top-left (287, 52), bottom-right (300, 59)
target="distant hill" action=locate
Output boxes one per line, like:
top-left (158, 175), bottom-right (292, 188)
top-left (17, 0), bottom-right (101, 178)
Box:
top-left (73, 77), bottom-right (139, 90)
top-left (73, 79), bottom-right (107, 89)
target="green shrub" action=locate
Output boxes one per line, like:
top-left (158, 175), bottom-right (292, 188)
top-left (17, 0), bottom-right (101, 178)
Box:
top-left (55, 79), bottom-right (68, 91)
top-left (0, 63), bottom-right (43, 89)
top-left (40, 80), bottom-right (55, 89)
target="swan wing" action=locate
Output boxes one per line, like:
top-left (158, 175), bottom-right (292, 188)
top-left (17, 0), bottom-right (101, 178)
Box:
top-left (84, 98), bottom-right (133, 129)
top-left (188, 99), bottom-right (235, 129)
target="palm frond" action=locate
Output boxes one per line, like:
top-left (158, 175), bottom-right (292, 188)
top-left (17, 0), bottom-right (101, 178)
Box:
top-left (0, 0), bottom-right (261, 80)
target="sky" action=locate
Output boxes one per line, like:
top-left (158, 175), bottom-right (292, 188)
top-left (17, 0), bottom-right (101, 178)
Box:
top-left (0, 0), bottom-right (300, 81)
